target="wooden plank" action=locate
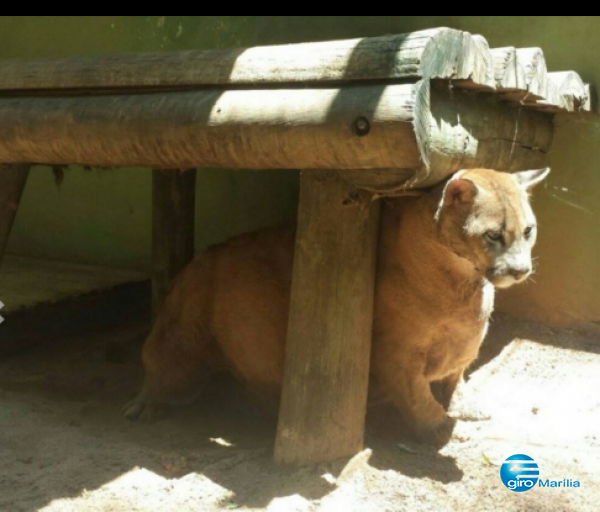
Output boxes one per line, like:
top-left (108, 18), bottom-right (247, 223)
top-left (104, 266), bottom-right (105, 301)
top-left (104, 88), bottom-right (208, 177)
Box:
top-left (151, 169), bottom-right (196, 316)
top-left (0, 28), bottom-right (494, 93)
top-left (0, 164), bottom-right (29, 266)
top-left (274, 171), bottom-right (380, 465)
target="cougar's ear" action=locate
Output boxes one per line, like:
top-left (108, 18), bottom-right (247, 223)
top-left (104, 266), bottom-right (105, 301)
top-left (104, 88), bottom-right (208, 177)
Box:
top-left (435, 174), bottom-right (478, 221)
top-left (514, 168), bottom-right (551, 191)
top-left (443, 177), bottom-right (478, 206)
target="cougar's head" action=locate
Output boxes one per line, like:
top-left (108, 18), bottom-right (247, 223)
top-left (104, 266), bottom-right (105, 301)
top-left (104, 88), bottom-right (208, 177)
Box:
top-left (435, 168), bottom-right (550, 289)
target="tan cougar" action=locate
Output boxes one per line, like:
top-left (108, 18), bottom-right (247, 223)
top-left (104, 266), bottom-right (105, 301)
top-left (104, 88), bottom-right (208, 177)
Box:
top-left (124, 167), bottom-right (549, 446)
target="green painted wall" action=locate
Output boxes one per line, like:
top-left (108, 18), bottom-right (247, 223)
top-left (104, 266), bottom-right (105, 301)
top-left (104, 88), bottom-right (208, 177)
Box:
top-left (5, 16), bottom-right (299, 271)
top-left (5, 16), bottom-right (600, 328)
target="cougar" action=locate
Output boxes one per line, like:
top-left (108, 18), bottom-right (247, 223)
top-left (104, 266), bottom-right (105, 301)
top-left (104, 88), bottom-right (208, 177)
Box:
top-left (123, 167), bottom-right (549, 446)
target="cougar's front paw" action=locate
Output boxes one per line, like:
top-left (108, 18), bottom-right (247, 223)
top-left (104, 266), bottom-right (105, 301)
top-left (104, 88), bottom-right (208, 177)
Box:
top-left (416, 416), bottom-right (457, 447)
top-left (122, 400), bottom-right (167, 422)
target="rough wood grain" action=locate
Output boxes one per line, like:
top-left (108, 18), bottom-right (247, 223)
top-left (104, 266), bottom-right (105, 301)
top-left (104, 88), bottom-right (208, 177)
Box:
top-left (529, 71), bottom-right (592, 113)
top-left (0, 28), bottom-right (494, 93)
top-left (0, 81), bottom-right (555, 192)
top-left (491, 47), bottom-right (526, 92)
top-left (274, 171), bottom-right (379, 465)
top-left (454, 34), bottom-right (495, 91)
top-left (515, 48), bottom-right (548, 100)
top-left (0, 164), bottom-right (29, 267)
top-left (0, 85), bottom-right (421, 170)
top-left (152, 169), bottom-right (196, 316)
top-left (412, 80), bottom-right (553, 187)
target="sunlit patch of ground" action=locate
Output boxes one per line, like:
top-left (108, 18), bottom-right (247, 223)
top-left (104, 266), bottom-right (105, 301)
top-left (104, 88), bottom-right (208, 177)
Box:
top-left (0, 314), bottom-right (598, 512)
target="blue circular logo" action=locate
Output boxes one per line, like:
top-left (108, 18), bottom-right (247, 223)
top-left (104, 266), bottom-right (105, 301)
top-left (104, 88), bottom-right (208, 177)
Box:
top-left (500, 454), bottom-right (539, 492)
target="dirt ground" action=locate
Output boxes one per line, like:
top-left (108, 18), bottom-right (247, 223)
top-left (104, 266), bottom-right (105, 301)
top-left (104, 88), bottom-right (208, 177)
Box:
top-left (0, 313), bottom-right (598, 512)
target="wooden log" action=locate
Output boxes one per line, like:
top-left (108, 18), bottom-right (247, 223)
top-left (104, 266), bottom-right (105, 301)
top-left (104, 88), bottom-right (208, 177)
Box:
top-left (455, 35), bottom-right (495, 91)
top-left (152, 168), bottom-right (196, 315)
top-left (491, 47), bottom-right (526, 92)
top-left (0, 82), bottom-right (552, 192)
top-left (515, 48), bottom-right (548, 100)
top-left (490, 46), bottom-right (594, 113)
top-left (410, 80), bottom-right (553, 187)
top-left (0, 28), bottom-right (494, 93)
top-left (0, 85), bottom-right (421, 171)
top-left (0, 164), bottom-right (29, 267)
top-left (528, 71), bottom-right (592, 113)
top-left (274, 171), bottom-right (380, 465)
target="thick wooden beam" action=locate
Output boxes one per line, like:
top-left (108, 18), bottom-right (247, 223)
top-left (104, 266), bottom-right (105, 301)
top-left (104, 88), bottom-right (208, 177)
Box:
top-left (0, 83), bottom-right (553, 192)
top-left (0, 28), bottom-right (493, 93)
top-left (0, 85), bottom-right (420, 171)
top-left (0, 164), bottom-right (29, 266)
top-left (152, 169), bottom-right (196, 315)
top-left (274, 171), bottom-right (380, 465)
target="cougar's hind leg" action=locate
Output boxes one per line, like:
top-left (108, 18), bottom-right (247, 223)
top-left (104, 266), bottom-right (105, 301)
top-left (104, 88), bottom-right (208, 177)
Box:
top-left (123, 321), bottom-right (218, 422)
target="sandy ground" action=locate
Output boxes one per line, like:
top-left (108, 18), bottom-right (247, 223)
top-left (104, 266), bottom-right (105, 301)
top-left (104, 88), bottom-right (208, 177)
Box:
top-left (0, 314), bottom-right (598, 512)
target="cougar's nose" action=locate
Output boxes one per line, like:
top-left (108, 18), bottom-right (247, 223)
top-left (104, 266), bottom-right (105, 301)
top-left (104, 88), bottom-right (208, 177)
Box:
top-left (510, 267), bottom-right (531, 280)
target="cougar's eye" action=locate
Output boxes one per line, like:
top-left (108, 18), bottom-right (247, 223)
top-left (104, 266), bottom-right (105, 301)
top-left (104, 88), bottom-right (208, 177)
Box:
top-left (484, 231), bottom-right (503, 243)
top-left (524, 226), bottom-right (534, 239)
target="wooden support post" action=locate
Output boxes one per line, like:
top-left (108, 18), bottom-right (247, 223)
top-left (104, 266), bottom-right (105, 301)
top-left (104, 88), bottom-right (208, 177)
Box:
top-left (0, 164), bottom-right (29, 267)
top-left (274, 171), bottom-right (380, 465)
top-left (151, 168), bottom-right (196, 315)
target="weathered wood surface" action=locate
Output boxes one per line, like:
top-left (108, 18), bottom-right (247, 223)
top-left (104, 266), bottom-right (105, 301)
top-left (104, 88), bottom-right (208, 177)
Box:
top-left (0, 85), bottom-right (420, 171)
top-left (411, 80), bottom-right (553, 187)
top-left (516, 48), bottom-right (548, 100)
top-left (0, 82), bottom-right (554, 191)
top-left (493, 47), bottom-right (547, 102)
top-left (454, 34), bottom-right (495, 91)
top-left (491, 47), bottom-right (593, 113)
top-left (532, 71), bottom-right (591, 112)
top-left (0, 164), bottom-right (29, 266)
top-left (0, 28), bottom-right (494, 93)
top-left (152, 169), bottom-right (196, 316)
top-left (491, 47), bottom-right (526, 92)
top-left (274, 171), bottom-right (379, 465)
